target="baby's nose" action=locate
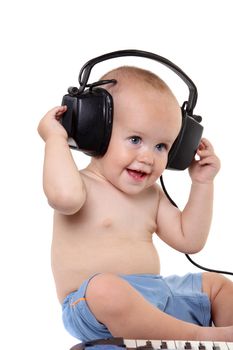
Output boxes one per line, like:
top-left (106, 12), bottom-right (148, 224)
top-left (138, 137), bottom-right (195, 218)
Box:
top-left (138, 149), bottom-right (154, 166)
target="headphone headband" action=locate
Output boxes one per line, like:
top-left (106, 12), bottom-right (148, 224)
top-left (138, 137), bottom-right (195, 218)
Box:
top-left (78, 49), bottom-right (197, 115)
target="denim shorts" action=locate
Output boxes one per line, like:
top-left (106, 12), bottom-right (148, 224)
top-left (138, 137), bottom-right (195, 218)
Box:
top-left (62, 273), bottom-right (211, 342)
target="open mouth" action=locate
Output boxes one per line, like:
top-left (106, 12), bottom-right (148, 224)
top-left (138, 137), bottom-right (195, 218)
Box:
top-left (126, 169), bottom-right (147, 180)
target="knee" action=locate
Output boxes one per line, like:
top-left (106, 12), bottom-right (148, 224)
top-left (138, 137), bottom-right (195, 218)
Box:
top-left (85, 273), bottom-right (130, 317)
top-left (202, 272), bottom-right (231, 299)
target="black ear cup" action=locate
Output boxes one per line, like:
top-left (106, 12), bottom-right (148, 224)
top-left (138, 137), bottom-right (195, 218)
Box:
top-left (61, 88), bottom-right (113, 157)
top-left (167, 110), bottom-right (203, 170)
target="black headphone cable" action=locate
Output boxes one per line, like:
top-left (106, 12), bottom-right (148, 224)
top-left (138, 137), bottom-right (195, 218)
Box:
top-left (159, 175), bottom-right (233, 276)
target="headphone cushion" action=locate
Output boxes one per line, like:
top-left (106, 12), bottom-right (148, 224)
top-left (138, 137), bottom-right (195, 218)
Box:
top-left (167, 114), bottom-right (203, 170)
top-left (62, 88), bottom-right (113, 156)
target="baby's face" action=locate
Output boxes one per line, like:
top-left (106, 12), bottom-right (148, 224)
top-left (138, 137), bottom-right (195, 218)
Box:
top-left (92, 82), bottom-right (182, 195)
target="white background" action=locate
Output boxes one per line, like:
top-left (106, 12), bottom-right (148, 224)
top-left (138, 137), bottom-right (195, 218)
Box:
top-left (1, 1), bottom-right (233, 349)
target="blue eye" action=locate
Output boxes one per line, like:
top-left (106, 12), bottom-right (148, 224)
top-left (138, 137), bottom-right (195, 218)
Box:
top-left (155, 143), bottom-right (166, 151)
top-left (130, 136), bottom-right (142, 145)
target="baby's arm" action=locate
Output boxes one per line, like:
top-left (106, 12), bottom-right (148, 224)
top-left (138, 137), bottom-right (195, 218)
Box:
top-left (38, 106), bottom-right (86, 215)
top-left (157, 138), bottom-right (220, 253)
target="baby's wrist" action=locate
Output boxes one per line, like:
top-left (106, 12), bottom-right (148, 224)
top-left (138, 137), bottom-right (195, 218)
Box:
top-left (191, 180), bottom-right (214, 189)
top-left (45, 133), bottom-right (68, 146)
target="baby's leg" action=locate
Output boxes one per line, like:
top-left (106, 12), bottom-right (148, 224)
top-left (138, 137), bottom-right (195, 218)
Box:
top-left (202, 272), bottom-right (233, 326)
top-left (85, 273), bottom-right (233, 341)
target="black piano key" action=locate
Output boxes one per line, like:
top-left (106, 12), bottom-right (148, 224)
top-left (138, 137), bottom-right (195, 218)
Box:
top-left (161, 341), bottom-right (168, 349)
top-left (137, 340), bottom-right (154, 349)
top-left (185, 342), bottom-right (192, 349)
top-left (198, 343), bottom-right (206, 350)
top-left (212, 347), bottom-right (221, 350)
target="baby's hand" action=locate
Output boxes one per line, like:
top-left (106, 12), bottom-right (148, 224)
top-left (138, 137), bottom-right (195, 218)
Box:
top-left (37, 106), bottom-right (68, 142)
top-left (188, 138), bottom-right (220, 184)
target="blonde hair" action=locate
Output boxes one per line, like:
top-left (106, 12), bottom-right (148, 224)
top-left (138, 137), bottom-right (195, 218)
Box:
top-left (100, 66), bottom-right (173, 95)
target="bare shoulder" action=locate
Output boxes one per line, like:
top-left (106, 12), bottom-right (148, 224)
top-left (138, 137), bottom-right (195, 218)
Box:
top-left (80, 168), bottom-right (104, 185)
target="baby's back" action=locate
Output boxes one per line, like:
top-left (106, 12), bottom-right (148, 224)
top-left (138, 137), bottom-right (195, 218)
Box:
top-left (52, 170), bottom-right (161, 302)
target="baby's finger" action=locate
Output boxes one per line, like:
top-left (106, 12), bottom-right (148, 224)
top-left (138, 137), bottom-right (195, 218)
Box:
top-left (50, 106), bottom-right (68, 122)
top-left (45, 105), bottom-right (67, 118)
top-left (199, 138), bottom-right (214, 151)
top-left (198, 155), bottom-right (215, 165)
top-left (198, 155), bottom-right (220, 169)
top-left (197, 148), bottom-right (213, 158)
top-left (55, 105), bottom-right (67, 118)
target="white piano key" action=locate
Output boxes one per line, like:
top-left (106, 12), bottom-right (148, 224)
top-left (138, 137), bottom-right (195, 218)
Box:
top-left (213, 342), bottom-right (228, 350)
top-left (174, 341), bottom-right (184, 350)
top-left (151, 340), bottom-right (165, 349)
top-left (136, 339), bottom-right (148, 346)
top-left (226, 342), bottom-right (233, 350)
top-left (161, 340), bottom-right (177, 349)
top-left (123, 338), bottom-right (137, 348)
top-left (136, 339), bottom-right (154, 347)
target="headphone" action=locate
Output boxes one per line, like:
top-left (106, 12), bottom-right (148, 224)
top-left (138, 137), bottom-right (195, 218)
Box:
top-left (61, 49), bottom-right (203, 170)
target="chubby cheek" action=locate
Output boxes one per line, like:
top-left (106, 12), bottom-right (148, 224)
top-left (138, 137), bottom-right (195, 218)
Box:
top-left (107, 145), bottom-right (131, 169)
top-left (152, 160), bottom-right (167, 180)
top-left (102, 152), bottom-right (126, 178)
top-left (148, 173), bottom-right (160, 187)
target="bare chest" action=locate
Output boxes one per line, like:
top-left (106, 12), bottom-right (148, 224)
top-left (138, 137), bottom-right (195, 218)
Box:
top-left (74, 182), bottom-right (158, 239)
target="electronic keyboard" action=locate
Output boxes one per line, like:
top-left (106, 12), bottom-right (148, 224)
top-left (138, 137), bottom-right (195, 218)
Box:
top-left (70, 338), bottom-right (233, 350)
